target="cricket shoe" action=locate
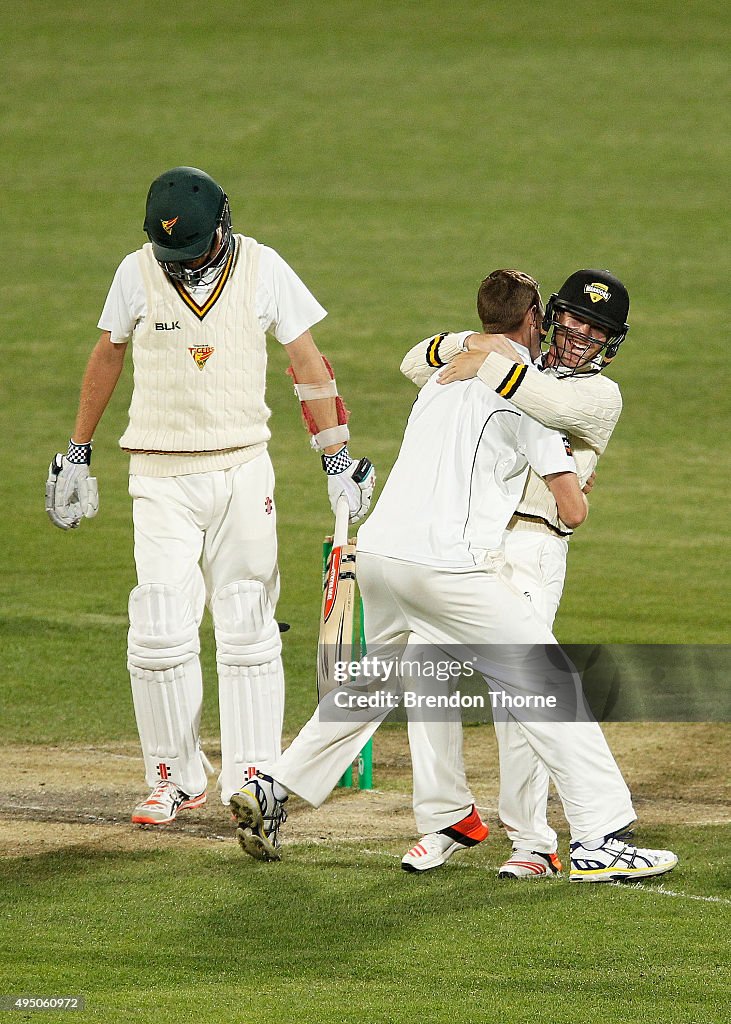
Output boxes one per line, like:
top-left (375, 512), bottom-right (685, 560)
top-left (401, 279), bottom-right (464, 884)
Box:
top-left (498, 849), bottom-right (563, 880)
top-left (401, 805), bottom-right (488, 873)
top-left (229, 773), bottom-right (288, 862)
top-left (570, 834), bottom-right (678, 883)
top-left (131, 781), bottom-right (206, 825)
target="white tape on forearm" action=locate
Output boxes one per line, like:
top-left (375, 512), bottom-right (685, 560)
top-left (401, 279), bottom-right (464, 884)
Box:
top-left (293, 380), bottom-right (339, 401)
top-left (310, 425), bottom-right (350, 450)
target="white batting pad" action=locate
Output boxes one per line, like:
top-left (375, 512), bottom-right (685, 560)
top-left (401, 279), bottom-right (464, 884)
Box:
top-left (212, 580), bottom-right (285, 802)
top-left (128, 584), bottom-right (207, 796)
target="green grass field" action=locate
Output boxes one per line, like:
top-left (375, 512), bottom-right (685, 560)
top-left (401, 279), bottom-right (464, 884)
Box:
top-left (3, 827), bottom-right (729, 1024)
top-left (1, 2), bottom-right (729, 1021)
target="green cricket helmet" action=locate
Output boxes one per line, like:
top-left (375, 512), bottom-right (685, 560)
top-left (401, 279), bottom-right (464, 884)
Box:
top-left (143, 166), bottom-right (233, 285)
top-left (542, 269), bottom-right (630, 376)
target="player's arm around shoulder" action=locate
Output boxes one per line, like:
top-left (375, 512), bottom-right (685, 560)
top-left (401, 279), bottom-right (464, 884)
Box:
top-left (474, 355), bottom-right (622, 456)
top-left (400, 331), bottom-right (476, 388)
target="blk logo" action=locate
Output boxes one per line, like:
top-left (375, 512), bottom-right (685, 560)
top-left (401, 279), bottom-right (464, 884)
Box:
top-left (155, 321), bottom-right (181, 331)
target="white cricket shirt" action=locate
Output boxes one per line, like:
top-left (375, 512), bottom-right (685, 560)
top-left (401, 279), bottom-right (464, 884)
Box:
top-left (399, 330), bottom-right (621, 536)
top-left (358, 343), bottom-right (577, 568)
top-left (98, 235), bottom-right (327, 476)
top-left (98, 237), bottom-right (327, 346)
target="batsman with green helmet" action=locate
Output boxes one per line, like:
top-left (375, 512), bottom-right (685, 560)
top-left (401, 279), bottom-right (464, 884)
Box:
top-left (46, 166), bottom-right (374, 836)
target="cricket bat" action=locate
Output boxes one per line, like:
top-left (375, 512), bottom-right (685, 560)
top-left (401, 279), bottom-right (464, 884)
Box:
top-left (317, 495), bottom-right (357, 701)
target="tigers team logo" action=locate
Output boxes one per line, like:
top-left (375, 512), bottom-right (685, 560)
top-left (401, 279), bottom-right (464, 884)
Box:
top-left (189, 345), bottom-right (214, 369)
top-left (585, 282), bottom-right (611, 304)
top-left (161, 216), bottom-right (179, 235)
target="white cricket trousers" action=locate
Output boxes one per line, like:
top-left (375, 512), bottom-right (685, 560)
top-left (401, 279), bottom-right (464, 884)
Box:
top-left (494, 529), bottom-right (569, 852)
top-left (130, 454), bottom-right (280, 615)
top-left (272, 552), bottom-right (634, 843)
top-left (129, 452), bottom-right (282, 801)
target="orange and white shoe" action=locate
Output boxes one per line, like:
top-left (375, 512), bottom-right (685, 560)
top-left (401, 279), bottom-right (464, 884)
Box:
top-left (401, 805), bottom-right (488, 873)
top-left (131, 781), bottom-right (206, 824)
top-left (498, 849), bottom-right (563, 880)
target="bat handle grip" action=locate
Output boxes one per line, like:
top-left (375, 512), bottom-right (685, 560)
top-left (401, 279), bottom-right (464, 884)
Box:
top-left (333, 494), bottom-right (350, 548)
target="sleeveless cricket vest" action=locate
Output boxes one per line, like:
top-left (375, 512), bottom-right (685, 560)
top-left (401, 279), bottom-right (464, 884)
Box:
top-left (119, 235), bottom-right (269, 476)
top-left (512, 434), bottom-right (597, 536)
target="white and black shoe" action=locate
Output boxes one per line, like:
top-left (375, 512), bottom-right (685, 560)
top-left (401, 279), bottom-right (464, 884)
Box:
top-left (230, 773), bottom-right (288, 862)
top-left (570, 831), bottom-right (678, 883)
top-left (498, 849), bottom-right (563, 880)
top-left (131, 781), bottom-right (206, 825)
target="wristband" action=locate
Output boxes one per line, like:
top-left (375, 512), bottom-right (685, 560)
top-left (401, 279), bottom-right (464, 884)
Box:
top-left (67, 438), bottom-right (92, 465)
top-left (321, 445), bottom-right (352, 475)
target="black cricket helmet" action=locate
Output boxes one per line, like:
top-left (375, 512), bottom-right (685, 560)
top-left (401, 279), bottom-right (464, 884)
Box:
top-left (143, 166), bottom-right (233, 285)
top-left (542, 269), bottom-right (630, 376)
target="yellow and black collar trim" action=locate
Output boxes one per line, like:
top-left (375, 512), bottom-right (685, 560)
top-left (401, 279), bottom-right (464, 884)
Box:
top-left (170, 243), bottom-right (236, 320)
top-left (496, 362), bottom-right (527, 399)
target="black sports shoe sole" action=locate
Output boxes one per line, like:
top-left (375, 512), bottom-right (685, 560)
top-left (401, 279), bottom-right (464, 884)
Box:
top-left (230, 791), bottom-right (281, 862)
top-left (236, 828), bottom-right (281, 862)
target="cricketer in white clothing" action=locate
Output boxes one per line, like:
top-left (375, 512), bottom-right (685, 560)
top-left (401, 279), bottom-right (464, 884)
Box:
top-left (399, 270), bottom-right (625, 877)
top-left (228, 269), bottom-right (675, 884)
top-left (399, 269), bottom-right (674, 881)
top-left (45, 167), bottom-right (375, 827)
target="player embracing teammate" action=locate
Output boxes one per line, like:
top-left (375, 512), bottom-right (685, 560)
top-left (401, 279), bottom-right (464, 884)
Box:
top-left (231, 268), bottom-right (678, 886)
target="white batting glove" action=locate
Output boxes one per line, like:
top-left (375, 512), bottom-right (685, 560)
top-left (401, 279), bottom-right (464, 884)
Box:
top-left (46, 440), bottom-right (99, 530)
top-left (322, 447), bottom-right (375, 523)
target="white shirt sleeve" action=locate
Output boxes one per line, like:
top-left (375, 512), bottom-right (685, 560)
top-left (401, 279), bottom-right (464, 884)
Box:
top-left (399, 331), bottom-right (473, 388)
top-left (98, 241), bottom-right (327, 346)
top-left (97, 253), bottom-right (147, 343)
top-left (256, 245), bottom-right (327, 344)
top-left (519, 415), bottom-right (577, 478)
top-left (573, 444), bottom-right (598, 487)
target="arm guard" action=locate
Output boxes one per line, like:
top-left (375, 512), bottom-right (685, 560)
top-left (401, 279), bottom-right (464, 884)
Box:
top-left (477, 354), bottom-right (622, 456)
top-left (286, 356), bottom-right (350, 450)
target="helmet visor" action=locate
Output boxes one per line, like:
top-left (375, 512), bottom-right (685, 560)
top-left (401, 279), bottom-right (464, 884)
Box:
top-left (150, 230), bottom-right (216, 264)
top-left (161, 199), bottom-right (233, 286)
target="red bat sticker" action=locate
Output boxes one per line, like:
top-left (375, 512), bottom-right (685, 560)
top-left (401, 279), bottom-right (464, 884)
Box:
top-left (322, 547), bottom-right (342, 623)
